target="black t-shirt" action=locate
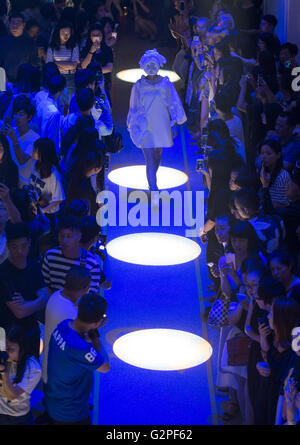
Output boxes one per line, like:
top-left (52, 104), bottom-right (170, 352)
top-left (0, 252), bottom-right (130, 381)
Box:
top-left (0, 258), bottom-right (45, 333)
top-left (81, 42), bottom-right (113, 69)
top-left (233, 5), bottom-right (261, 30)
top-left (0, 34), bottom-right (39, 82)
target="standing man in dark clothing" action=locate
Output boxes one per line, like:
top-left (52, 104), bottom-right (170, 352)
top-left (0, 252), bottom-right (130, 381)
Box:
top-left (262, 166), bottom-right (300, 261)
top-left (0, 222), bottom-right (48, 358)
top-left (0, 13), bottom-right (39, 83)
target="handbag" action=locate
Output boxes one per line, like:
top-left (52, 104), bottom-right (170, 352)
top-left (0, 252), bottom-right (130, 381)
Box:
top-left (227, 334), bottom-right (251, 366)
top-left (208, 296), bottom-right (231, 328)
top-left (103, 130), bottom-right (124, 154)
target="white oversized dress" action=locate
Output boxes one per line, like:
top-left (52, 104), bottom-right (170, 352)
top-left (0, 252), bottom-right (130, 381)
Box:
top-left (127, 75), bottom-right (187, 149)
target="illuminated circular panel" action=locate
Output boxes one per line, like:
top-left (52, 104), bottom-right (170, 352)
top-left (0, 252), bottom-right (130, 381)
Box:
top-left (116, 68), bottom-right (180, 83)
top-left (106, 233), bottom-right (201, 266)
top-left (113, 329), bottom-right (212, 371)
top-left (108, 165), bottom-right (188, 190)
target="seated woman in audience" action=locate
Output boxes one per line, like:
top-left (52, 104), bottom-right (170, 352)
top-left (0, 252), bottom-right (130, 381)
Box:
top-left (46, 20), bottom-right (80, 100)
top-left (0, 325), bottom-right (42, 425)
top-left (269, 250), bottom-right (300, 295)
top-left (259, 137), bottom-right (291, 208)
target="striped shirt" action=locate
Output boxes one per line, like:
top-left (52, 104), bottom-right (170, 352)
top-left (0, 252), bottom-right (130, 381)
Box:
top-left (42, 247), bottom-right (103, 293)
top-left (269, 169), bottom-right (291, 207)
top-left (46, 45), bottom-right (80, 74)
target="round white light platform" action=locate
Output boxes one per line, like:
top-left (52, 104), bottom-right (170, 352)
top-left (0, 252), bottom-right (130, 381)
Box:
top-left (116, 69), bottom-right (180, 83)
top-left (108, 165), bottom-right (188, 190)
top-left (106, 233), bottom-right (201, 266)
top-left (113, 329), bottom-right (212, 371)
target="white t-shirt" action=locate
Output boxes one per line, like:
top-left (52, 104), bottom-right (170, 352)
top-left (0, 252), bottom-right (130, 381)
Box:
top-left (0, 357), bottom-right (41, 416)
top-left (7, 128), bottom-right (40, 187)
top-left (30, 165), bottom-right (65, 214)
top-left (42, 290), bottom-right (78, 383)
top-left (225, 115), bottom-right (245, 148)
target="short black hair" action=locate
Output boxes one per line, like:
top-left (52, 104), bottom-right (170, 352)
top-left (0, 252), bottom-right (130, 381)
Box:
top-left (214, 88), bottom-right (235, 113)
top-left (57, 214), bottom-right (82, 233)
top-left (48, 74), bottom-right (66, 95)
top-left (12, 94), bottom-right (36, 117)
top-left (80, 216), bottom-right (99, 244)
top-left (233, 188), bottom-right (260, 213)
top-left (75, 69), bottom-right (96, 90)
top-left (9, 12), bottom-right (25, 22)
top-left (16, 64), bottom-right (41, 93)
top-left (66, 199), bottom-right (90, 218)
top-left (25, 18), bottom-right (40, 31)
top-left (280, 42), bottom-right (299, 57)
top-left (64, 266), bottom-right (91, 292)
top-left (75, 87), bottom-right (95, 112)
top-left (77, 292), bottom-right (107, 324)
top-left (230, 220), bottom-right (260, 254)
top-left (257, 276), bottom-right (285, 305)
top-left (269, 249), bottom-right (294, 268)
top-left (5, 221), bottom-right (30, 243)
top-left (262, 14), bottom-right (278, 29)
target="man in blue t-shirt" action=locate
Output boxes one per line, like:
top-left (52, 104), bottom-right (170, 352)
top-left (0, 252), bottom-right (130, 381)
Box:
top-left (45, 292), bottom-right (109, 425)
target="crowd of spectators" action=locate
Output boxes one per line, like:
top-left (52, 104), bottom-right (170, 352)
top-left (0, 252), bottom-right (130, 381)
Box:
top-left (169, 0), bottom-right (300, 425)
top-left (0, 0), bottom-right (117, 426)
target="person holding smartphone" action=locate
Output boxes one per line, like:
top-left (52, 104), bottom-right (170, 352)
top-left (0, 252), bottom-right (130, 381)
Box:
top-left (259, 137), bottom-right (291, 208)
top-left (45, 292), bottom-right (110, 425)
top-left (0, 325), bottom-right (41, 425)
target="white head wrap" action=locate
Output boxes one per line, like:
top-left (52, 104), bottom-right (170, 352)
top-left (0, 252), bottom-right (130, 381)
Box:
top-left (139, 49), bottom-right (167, 75)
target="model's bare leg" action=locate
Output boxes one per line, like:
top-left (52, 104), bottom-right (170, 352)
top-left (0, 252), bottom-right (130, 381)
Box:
top-left (142, 147), bottom-right (162, 191)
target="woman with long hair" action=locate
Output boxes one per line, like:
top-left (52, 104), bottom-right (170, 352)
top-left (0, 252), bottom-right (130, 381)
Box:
top-left (259, 137), bottom-right (290, 207)
top-left (0, 325), bottom-right (42, 425)
top-left (30, 138), bottom-right (65, 218)
top-left (253, 297), bottom-right (300, 424)
top-left (219, 220), bottom-right (262, 299)
top-left (0, 134), bottom-right (19, 192)
top-left (46, 20), bottom-right (80, 100)
top-left (66, 147), bottom-right (105, 216)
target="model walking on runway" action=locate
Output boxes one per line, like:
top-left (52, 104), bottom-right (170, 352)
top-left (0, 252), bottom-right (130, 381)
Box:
top-left (127, 49), bottom-right (187, 193)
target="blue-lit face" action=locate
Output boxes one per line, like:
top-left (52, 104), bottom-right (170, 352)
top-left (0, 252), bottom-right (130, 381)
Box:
top-left (144, 61), bottom-right (159, 76)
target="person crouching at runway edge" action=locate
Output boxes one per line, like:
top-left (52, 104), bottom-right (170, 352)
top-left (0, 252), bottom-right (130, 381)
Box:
top-left (127, 49), bottom-right (187, 195)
